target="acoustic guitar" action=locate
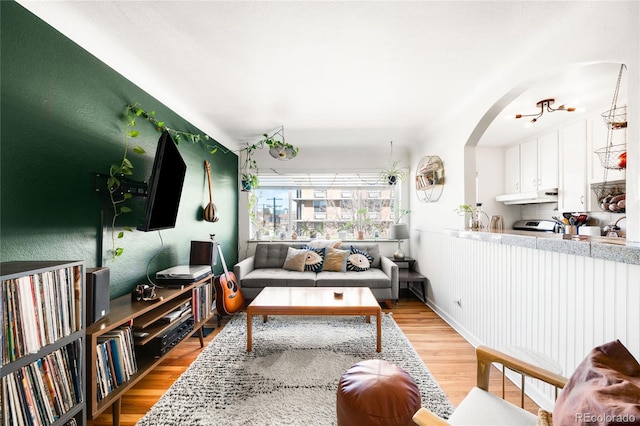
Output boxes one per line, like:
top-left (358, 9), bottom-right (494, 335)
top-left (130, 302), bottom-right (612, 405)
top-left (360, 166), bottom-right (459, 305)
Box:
top-left (213, 243), bottom-right (244, 316)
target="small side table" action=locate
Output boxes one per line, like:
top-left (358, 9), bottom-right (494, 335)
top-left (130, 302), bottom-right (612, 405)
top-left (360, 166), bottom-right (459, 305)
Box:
top-left (388, 257), bottom-right (428, 303)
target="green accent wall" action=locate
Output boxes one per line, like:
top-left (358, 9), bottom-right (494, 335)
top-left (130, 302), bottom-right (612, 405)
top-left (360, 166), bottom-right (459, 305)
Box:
top-left (1, 2), bottom-right (239, 298)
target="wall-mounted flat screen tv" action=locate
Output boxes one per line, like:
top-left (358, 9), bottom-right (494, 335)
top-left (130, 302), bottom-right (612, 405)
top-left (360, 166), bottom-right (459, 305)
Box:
top-left (137, 131), bottom-right (187, 231)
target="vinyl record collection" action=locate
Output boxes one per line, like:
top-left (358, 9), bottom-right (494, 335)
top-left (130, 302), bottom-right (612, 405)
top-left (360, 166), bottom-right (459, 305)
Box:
top-left (95, 326), bottom-right (138, 402)
top-left (1, 340), bottom-right (83, 426)
top-left (2, 265), bottom-right (82, 364)
top-left (192, 281), bottom-right (213, 323)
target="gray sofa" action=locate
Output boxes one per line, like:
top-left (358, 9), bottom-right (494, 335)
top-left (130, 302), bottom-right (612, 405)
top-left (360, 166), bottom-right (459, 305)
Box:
top-left (233, 242), bottom-right (398, 307)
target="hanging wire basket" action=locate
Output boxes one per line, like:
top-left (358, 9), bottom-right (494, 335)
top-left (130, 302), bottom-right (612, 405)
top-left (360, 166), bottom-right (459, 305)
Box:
top-left (601, 106), bottom-right (627, 130)
top-left (594, 143), bottom-right (627, 170)
top-left (591, 181), bottom-right (626, 213)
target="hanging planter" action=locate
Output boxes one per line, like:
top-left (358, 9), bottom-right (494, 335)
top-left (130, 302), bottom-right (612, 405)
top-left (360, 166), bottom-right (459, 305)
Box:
top-left (268, 145), bottom-right (298, 160)
top-left (239, 126), bottom-right (300, 192)
top-left (241, 173), bottom-right (258, 192)
top-left (378, 142), bottom-right (406, 185)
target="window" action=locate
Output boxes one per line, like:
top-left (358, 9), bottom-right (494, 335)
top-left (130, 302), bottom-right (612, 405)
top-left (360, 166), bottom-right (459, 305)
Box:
top-left (248, 173), bottom-right (399, 240)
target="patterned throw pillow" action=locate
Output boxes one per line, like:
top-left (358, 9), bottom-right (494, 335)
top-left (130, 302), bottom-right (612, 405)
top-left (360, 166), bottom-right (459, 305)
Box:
top-left (347, 246), bottom-right (373, 272)
top-left (323, 248), bottom-right (350, 272)
top-left (282, 247), bottom-right (307, 271)
top-left (302, 247), bottom-right (325, 272)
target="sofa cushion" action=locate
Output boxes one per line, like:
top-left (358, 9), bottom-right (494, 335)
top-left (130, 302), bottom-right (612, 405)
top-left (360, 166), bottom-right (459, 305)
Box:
top-left (338, 243), bottom-right (381, 268)
top-left (302, 247), bottom-right (325, 272)
top-left (347, 246), bottom-right (374, 271)
top-left (323, 248), bottom-right (350, 272)
top-left (254, 243), bottom-right (303, 269)
top-left (449, 387), bottom-right (537, 425)
top-left (553, 339), bottom-right (640, 425)
top-left (283, 247), bottom-right (307, 271)
top-left (315, 268), bottom-right (391, 289)
top-left (241, 268), bottom-right (316, 288)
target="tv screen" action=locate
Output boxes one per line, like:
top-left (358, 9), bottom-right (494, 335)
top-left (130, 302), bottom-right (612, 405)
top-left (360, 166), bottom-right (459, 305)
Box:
top-left (137, 131), bottom-right (187, 231)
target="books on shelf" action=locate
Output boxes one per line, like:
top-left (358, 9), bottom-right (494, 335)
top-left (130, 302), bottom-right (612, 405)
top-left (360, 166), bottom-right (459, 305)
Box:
top-left (192, 282), bottom-right (213, 324)
top-left (2, 265), bottom-right (82, 364)
top-left (1, 339), bottom-right (83, 426)
top-left (95, 326), bottom-right (138, 402)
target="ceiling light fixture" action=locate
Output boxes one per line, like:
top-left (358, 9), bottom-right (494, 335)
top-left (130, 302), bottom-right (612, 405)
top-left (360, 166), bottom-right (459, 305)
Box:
top-left (513, 98), bottom-right (576, 126)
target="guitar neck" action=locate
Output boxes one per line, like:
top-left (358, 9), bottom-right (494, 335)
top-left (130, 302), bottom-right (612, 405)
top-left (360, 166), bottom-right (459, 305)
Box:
top-left (217, 243), bottom-right (231, 279)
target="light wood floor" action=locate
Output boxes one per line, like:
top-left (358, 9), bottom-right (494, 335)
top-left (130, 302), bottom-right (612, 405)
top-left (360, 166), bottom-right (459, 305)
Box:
top-left (87, 290), bottom-right (539, 426)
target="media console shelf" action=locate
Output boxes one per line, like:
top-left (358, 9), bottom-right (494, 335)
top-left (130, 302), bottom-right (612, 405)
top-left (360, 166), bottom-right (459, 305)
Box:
top-left (85, 274), bottom-right (214, 426)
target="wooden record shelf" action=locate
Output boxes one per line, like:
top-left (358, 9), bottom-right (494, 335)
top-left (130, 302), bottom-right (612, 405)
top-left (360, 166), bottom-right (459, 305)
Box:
top-left (85, 273), bottom-right (214, 426)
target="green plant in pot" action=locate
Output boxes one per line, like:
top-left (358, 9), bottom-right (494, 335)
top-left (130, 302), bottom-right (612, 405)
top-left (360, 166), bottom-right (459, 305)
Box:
top-left (298, 221), bottom-right (311, 238)
top-left (356, 208), bottom-right (370, 239)
top-left (241, 172), bottom-right (259, 192)
top-left (239, 127), bottom-right (300, 191)
top-left (338, 221), bottom-right (351, 239)
top-left (379, 160), bottom-right (406, 185)
top-left (240, 142), bottom-right (259, 191)
top-left (261, 130), bottom-right (299, 160)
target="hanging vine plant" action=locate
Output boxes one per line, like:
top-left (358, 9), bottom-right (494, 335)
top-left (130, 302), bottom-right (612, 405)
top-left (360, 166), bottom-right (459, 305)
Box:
top-left (106, 106), bottom-right (146, 260)
top-left (124, 104), bottom-right (228, 154)
top-left (105, 104), bottom-right (300, 260)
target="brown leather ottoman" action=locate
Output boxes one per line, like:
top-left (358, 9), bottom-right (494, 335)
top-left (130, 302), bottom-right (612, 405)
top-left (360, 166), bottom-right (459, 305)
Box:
top-left (337, 359), bottom-right (421, 426)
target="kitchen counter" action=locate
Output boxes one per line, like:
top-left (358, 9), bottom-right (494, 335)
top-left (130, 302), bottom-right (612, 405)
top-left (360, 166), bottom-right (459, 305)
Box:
top-left (445, 229), bottom-right (640, 265)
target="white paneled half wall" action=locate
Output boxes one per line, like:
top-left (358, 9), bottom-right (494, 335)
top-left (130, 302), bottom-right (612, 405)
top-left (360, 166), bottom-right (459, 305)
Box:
top-left (414, 229), bottom-right (640, 410)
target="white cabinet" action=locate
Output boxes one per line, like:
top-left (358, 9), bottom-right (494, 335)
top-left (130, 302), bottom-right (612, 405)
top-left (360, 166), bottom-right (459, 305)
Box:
top-left (504, 144), bottom-right (520, 193)
top-left (504, 133), bottom-right (558, 194)
top-left (537, 131), bottom-right (559, 190)
top-left (559, 120), bottom-right (588, 212)
top-left (520, 139), bottom-right (538, 192)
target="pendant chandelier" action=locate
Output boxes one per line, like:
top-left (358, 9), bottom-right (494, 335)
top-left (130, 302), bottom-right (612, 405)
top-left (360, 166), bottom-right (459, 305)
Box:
top-left (513, 98), bottom-right (576, 126)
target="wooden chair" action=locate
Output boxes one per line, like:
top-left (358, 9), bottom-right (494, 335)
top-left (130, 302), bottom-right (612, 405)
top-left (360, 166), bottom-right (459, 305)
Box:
top-left (413, 345), bottom-right (568, 426)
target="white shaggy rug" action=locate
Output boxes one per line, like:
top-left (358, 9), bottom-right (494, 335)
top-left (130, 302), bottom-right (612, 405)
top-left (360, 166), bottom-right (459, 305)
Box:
top-left (136, 313), bottom-right (454, 425)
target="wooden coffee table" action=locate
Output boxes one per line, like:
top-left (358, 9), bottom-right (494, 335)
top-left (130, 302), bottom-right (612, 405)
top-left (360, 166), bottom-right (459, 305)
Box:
top-left (246, 287), bottom-right (382, 352)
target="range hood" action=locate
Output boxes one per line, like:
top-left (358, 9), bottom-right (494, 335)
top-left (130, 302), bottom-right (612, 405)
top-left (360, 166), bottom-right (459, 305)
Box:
top-left (496, 188), bottom-right (558, 205)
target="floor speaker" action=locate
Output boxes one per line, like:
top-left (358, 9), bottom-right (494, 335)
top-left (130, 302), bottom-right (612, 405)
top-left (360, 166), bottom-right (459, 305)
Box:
top-left (190, 240), bottom-right (218, 267)
top-left (86, 267), bottom-right (110, 325)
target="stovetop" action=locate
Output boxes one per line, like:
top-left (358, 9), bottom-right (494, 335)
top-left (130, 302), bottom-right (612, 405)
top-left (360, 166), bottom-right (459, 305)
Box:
top-left (512, 219), bottom-right (557, 233)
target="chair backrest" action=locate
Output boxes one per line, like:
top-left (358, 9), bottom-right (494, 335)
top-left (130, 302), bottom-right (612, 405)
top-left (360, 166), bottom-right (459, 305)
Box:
top-left (475, 345), bottom-right (567, 391)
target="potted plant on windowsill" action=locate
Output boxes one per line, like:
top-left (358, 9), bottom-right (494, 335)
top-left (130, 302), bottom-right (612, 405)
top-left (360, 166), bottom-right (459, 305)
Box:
top-left (338, 222), bottom-right (351, 240)
top-left (356, 208), bottom-right (370, 240)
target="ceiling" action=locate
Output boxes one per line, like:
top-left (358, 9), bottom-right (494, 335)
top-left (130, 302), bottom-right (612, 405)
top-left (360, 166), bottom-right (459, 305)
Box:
top-left (17, 1), bottom-right (630, 151)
